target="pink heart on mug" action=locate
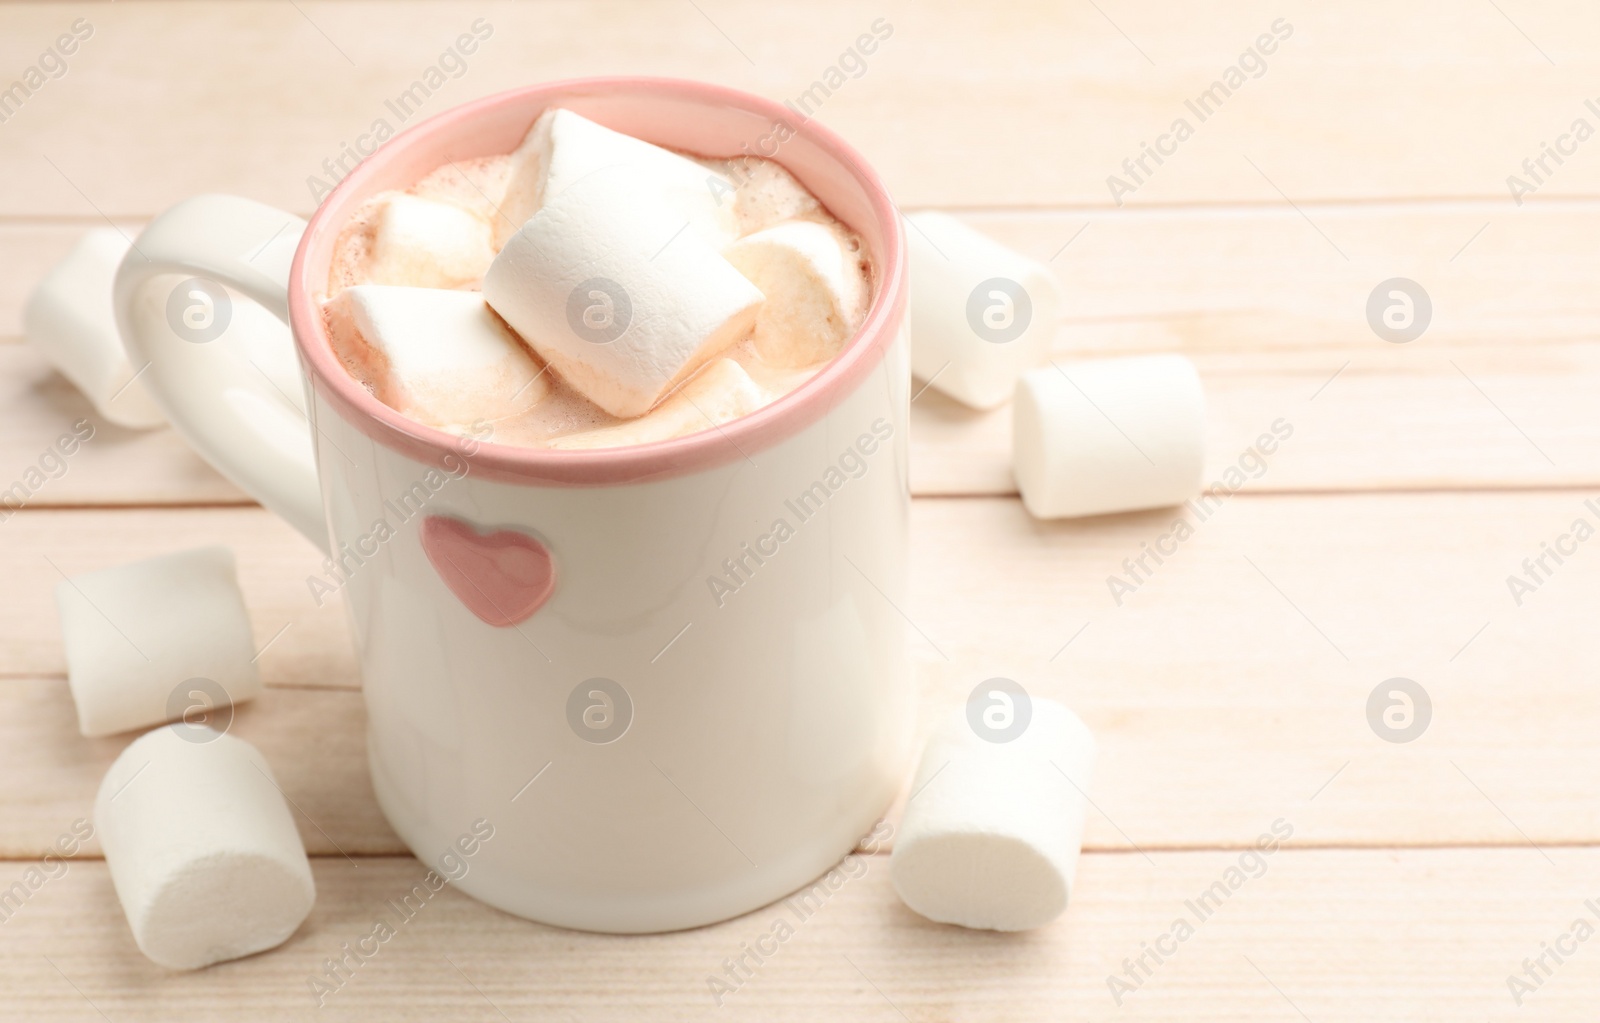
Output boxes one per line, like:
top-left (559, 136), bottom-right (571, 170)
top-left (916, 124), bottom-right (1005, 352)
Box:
top-left (420, 516), bottom-right (556, 627)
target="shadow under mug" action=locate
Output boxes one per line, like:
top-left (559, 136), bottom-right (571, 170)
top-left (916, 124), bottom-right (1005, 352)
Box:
top-left (112, 77), bottom-right (915, 933)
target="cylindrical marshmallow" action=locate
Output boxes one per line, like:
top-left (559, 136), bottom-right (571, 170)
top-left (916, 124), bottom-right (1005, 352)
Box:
top-left (55, 546), bottom-right (261, 737)
top-left (905, 211), bottom-right (1061, 410)
top-left (1012, 355), bottom-right (1206, 519)
top-left (496, 107), bottom-right (738, 249)
top-left (548, 358), bottom-right (768, 450)
top-left (95, 726), bottom-right (316, 969)
top-left (724, 219), bottom-right (869, 368)
top-left (24, 228), bottom-right (166, 428)
top-left (891, 695), bottom-right (1096, 932)
top-left (365, 193), bottom-right (496, 290)
top-left (484, 171), bottom-right (764, 419)
top-left (330, 285), bottom-right (549, 428)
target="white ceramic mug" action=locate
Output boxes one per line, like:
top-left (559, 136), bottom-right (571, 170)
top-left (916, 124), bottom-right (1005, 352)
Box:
top-left (113, 78), bottom-right (913, 933)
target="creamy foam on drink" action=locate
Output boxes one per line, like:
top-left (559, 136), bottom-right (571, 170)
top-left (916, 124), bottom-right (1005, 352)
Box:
top-left (321, 109), bottom-right (872, 450)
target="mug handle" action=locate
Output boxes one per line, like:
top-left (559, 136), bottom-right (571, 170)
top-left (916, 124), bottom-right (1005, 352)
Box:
top-left (114, 194), bottom-right (329, 554)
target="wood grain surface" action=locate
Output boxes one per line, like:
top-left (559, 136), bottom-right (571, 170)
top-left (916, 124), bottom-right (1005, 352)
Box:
top-left (1, 1), bottom-right (1594, 1018)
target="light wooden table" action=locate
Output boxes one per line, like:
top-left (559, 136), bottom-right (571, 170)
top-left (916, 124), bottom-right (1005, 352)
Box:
top-left (3, 1), bottom-right (1598, 1018)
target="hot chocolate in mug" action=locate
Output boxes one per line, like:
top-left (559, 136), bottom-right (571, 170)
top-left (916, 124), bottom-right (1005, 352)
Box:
top-left (112, 78), bottom-right (913, 933)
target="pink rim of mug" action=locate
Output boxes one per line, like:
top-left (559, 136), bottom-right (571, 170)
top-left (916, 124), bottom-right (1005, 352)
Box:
top-left (287, 77), bottom-right (907, 486)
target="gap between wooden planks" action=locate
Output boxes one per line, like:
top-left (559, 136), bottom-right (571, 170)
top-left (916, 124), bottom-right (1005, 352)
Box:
top-left (2, 490), bottom-right (1598, 856)
top-left (0, 849), bottom-right (1592, 1022)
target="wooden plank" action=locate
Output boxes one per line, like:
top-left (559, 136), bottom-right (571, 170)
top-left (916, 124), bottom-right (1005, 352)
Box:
top-left (958, 204), bottom-right (1600, 354)
top-left (0, 345), bottom-right (248, 507)
top-left (912, 343), bottom-right (1600, 495)
top-left (8, 203), bottom-right (1597, 345)
top-left (5, 1), bottom-right (1600, 216)
top-left (0, 508), bottom-right (354, 688)
top-left (900, 493), bottom-right (1600, 851)
top-left (2, 334), bottom-right (1596, 504)
top-left (0, 678), bottom-right (396, 859)
top-left (0, 849), bottom-right (1594, 1020)
top-left (3, 493), bottom-right (1600, 854)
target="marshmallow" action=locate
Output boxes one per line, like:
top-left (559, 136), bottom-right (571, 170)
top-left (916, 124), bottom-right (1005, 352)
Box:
top-left (1012, 355), bottom-right (1206, 519)
top-left (725, 220), bottom-right (869, 368)
top-left (366, 193), bottom-right (495, 289)
top-left (496, 107), bottom-right (738, 248)
top-left (905, 211), bottom-right (1061, 410)
top-left (56, 546), bottom-right (261, 738)
top-left (549, 358), bottom-right (767, 450)
top-left (484, 173), bottom-right (765, 419)
top-left (24, 228), bottom-right (166, 428)
top-left (891, 694), bottom-right (1096, 932)
top-left (333, 285), bottom-right (549, 428)
top-left (95, 726), bottom-right (316, 969)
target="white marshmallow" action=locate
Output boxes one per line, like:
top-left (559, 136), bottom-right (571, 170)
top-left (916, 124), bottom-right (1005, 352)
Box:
top-left (549, 358), bottom-right (768, 450)
top-left (725, 220), bottom-right (869, 368)
top-left (366, 193), bottom-right (495, 289)
top-left (56, 546), bottom-right (261, 738)
top-left (905, 211), bottom-right (1061, 410)
top-left (24, 229), bottom-right (166, 429)
top-left (333, 285), bottom-right (549, 428)
top-left (496, 107), bottom-right (738, 248)
top-left (95, 726), bottom-right (316, 969)
top-left (1013, 355), bottom-right (1206, 519)
top-left (484, 173), bottom-right (765, 419)
top-left (891, 695), bottom-right (1096, 932)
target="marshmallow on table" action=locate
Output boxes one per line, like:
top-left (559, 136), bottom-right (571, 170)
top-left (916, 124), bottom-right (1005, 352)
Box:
top-left (366, 193), bottom-right (495, 289)
top-left (1012, 355), bottom-right (1205, 519)
top-left (95, 726), bottom-right (315, 969)
top-left (905, 211), bottom-right (1061, 410)
top-left (24, 228), bottom-right (166, 429)
top-left (332, 285), bottom-right (549, 428)
top-left (496, 107), bottom-right (738, 248)
top-left (891, 695), bottom-right (1096, 932)
top-left (725, 220), bottom-right (869, 368)
top-left (484, 173), bottom-right (765, 419)
top-left (549, 358), bottom-right (768, 450)
top-left (56, 546), bottom-right (260, 738)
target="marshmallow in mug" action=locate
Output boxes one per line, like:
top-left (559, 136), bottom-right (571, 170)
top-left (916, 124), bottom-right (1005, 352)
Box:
top-left (904, 211), bottom-right (1061, 410)
top-left (55, 546), bottom-right (261, 738)
top-left (330, 285), bottom-right (549, 428)
top-left (891, 695), bottom-right (1096, 931)
top-left (25, 229), bottom-right (167, 429)
top-left (364, 193), bottom-right (496, 290)
top-left (95, 727), bottom-right (315, 969)
top-left (485, 171), bottom-right (765, 419)
top-left (548, 358), bottom-right (768, 450)
top-left (496, 106), bottom-right (739, 249)
top-left (1012, 355), bottom-right (1206, 519)
top-left (725, 219), bottom-right (870, 369)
